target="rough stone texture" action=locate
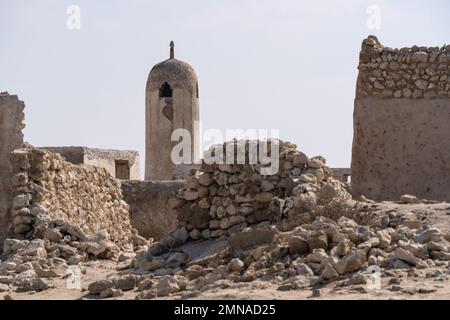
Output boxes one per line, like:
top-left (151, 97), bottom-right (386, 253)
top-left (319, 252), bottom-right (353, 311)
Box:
top-left (174, 140), bottom-right (350, 241)
top-left (357, 36), bottom-right (450, 99)
top-left (42, 146), bottom-right (140, 180)
top-left (0, 92), bottom-right (25, 247)
top-left (172, 164), bottom-right (201, 180)
top-left (352, 36), bottom-right (450, 201)
top-left (145, 43), bottom-right (200, 180)
top-left (8, 148), bottom-right (137, 249)
top-left (121, 180), bottom-right (184, 240)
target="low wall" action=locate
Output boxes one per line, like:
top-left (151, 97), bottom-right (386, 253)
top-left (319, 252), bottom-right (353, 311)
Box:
top-left (121, 180), bottom-right (184, 240)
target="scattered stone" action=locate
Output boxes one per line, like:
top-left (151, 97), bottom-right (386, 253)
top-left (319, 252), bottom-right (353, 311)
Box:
top-left (228, 258), bottom-right (244, 272)
top-left (156, 276), bottom-right (180, 297)
top-left (99, 288), bottom-right (123, 299)
top-left (135, 290), bottom-right (157, 300)
top-left (395, 248), bottom-right (427, 268)
top-left (287, 236), bottom-right (309, 254)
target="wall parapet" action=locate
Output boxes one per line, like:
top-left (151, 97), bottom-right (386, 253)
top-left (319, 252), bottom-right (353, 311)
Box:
top-left (357, 35), bottom-right (450, 99)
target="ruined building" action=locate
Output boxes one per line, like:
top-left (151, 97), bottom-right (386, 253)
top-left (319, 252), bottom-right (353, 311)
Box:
top-left (352, 36), bottom-right (450, 201)
top-left (145, 41), bottom-right (200, 180)
top-left (2, 37), bottom-right (450, 250)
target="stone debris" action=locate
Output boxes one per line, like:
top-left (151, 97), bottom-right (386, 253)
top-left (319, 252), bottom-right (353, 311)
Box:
top-left (2, 141), bottom-right (450, 299)
top-left (78, 140), bottom-right (450, 300)
top-left (174, 140), bottom-right (350, 242)
top-left (0, 148), bottom-right (149, 293)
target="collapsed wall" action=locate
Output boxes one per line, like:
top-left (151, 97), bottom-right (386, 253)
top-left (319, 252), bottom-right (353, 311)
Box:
top-left (173, 140), bottom-right (350, 241)
top-left (8, 147), bottom-right (138, 251)
top-left (352, 36), bottom-right (450, 201)
top-left (0, 92), bottom-right (25, 246)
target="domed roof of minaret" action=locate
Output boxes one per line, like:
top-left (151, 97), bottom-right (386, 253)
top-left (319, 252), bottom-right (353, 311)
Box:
top-left (146, 41), bottom-right (198, 91)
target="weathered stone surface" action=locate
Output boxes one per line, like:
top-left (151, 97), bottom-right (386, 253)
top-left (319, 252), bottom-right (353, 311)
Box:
top-left (122, 180), bottom-right (183, 240)
top-left (88, 279), bottom-right (115, 295)
top-left (395, 248), bottom-right (427, 268)
top-left (156, 275), bottom-right (180, 296)
top-left (307, 231), bottom-right (328, 250)
top-left (353, 36), bottom-right (450, 202)
top-left (228, 258), bottom-right (244, 272)
top-left (287, 236), bottom-right (309, 254)
top-left (0, 93), bottom-right (25, 247)
top-left (228, 228), bottom-right (277, 251)
top-left (352, 97), bottom-right (450, 202)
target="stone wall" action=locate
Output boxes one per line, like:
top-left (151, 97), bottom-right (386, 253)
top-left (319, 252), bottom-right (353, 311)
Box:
top-left (0, 92), bottom-right (25, 245)
top-left (8, 148), bottom-right (137, 250)
top-left (357, 36), bottom-right (450, 99)
top-left (121, 180), bottom-right (184, 240)
top-left (174, 140), bottom-right (350, 241)
top-left (352, 36), bottom-right (450, 201)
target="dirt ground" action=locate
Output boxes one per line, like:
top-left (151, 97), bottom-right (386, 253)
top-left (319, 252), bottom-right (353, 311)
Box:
top-left (3, 201), bottom-right (450, 301)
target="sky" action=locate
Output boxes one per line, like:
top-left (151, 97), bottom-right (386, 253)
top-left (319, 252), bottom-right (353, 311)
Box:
top-left (1, 0), bottom-right (449, 178)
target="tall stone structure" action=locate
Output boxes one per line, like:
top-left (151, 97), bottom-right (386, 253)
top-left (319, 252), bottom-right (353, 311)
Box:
top-left (351, 36), bottom-right (450, 201)
top-left (0, 92), bottom-right (25, 245)
top-left (145, 42), bottom-right (200, 180)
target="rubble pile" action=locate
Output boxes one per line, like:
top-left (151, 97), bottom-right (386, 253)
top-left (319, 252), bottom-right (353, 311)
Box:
top-left (0, 148), bottom-right (148, 293)
top-left (99, 140), bottom-right (450, 299)
top-left (121, 206), bottom-right (450, 299)
top-left (173, 140), bottom-right (350, 241)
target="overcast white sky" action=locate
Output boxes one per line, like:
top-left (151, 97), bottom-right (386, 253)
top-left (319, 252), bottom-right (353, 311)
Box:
top-left (1, 0), bottom-right (449, 177)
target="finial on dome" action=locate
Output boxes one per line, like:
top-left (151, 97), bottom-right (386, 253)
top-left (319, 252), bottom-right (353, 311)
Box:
top-left (170, 41), bottom-right (175, 59)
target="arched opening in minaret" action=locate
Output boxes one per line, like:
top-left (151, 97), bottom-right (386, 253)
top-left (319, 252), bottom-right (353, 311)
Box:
top-left (196, 82), bottom-right (199, 98)
top-left (159, 82), bottom-right (173, 98)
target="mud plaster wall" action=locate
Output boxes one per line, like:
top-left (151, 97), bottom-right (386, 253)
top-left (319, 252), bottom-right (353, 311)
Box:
top-left (121, 180), bottom-right (184, 240)
top-left (352, 97), bottom-right (450, 201)
top-left (352, 37), bottom-right (450, 201)
top-left (0, 93), bottom-right (24, 245)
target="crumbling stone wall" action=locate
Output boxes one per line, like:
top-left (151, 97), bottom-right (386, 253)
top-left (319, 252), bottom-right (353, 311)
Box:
top-left (0, 92), bottom-right (25, 246)
top-left (8, 148), bottom-right (137, 250)
top-left (352, 36), bottom-right (450, 201)
top-left (121, 180), bottom-right (184, 240)
top-left (174, 140), bottom-right (350, 241)
top-left (356, 36), bottom-right (450, 99)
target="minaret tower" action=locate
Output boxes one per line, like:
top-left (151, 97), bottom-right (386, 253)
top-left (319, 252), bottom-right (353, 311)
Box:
top-left (145, 42), bottom-right (200, 180)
